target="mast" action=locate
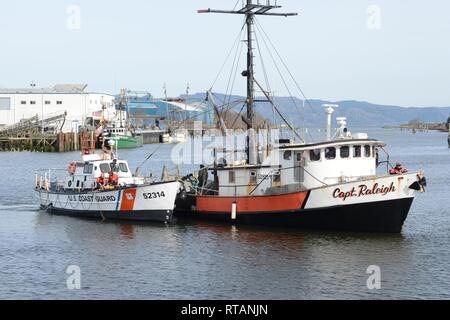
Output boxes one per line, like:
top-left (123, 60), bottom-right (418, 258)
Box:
top-left (163, 83), bottom-right (170, 125)
top-left (246, 10), bottom-right (255, 132)
top-left (198, 1), bottom-right (297, 165)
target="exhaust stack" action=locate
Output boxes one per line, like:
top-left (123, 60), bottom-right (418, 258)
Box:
top-left (322, 104), bottom-right (339, 141)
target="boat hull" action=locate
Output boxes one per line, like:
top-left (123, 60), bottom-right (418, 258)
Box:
top-left (37, 181), bottom-right (180, 223)
top-left (43, 206), bottom-right (173, 222)
top-left (175, 173), bottom-right (422, 233)
top-left (177, 197), bottom-right (413, 233)
top-left (104, 135), bottom-right (144, 149)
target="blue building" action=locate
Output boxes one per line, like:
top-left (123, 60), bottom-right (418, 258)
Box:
top-left (123, 91), bottom-right (214, 128)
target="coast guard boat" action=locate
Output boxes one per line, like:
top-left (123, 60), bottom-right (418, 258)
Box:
top-left (35, 139), bottom-right (180, 222)
top-left (175, 1), bottom-right (427, 233)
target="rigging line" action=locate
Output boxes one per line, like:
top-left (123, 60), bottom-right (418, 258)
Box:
top-left (255, 19), bottom-right (314, 142)
top-left (134, 144), bottom-right (163, 176)
top-left (232, 0), bottom-right (240, 11)
top-left (223, 26), bottom-right (244, 108)
top-left (254, 25), bottom-right (277, 125)
top-left (253, 20), bottom-right (304, 138)
top-left (230, 103), bottom-right (247, 129)
top-left (255, 18), bottom-right (317, 115)
top-left (210, 21), bottom-right (246, 91)
top-left (254, 18), bottom-right (301, 116)
top-left (212, 91), bottom-right (246, 111)
top-left (254, 77), bottom-right (304, 143)
top-left (225, 32), bottom-right (245, 120)
top-left (167, 97), bottom-right (245, 132)
top-left (253, 26), bottom-right (271, 95)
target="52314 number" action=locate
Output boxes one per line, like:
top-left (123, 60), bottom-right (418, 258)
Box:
top-left (143, 191), bottom-right (166, 200)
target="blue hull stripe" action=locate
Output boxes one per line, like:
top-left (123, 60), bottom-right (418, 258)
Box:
top-left (116, 190), bottom-right (122, 211)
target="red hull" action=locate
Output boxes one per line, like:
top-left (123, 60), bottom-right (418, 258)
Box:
top-left (196, 191), bottom-right (310, 214)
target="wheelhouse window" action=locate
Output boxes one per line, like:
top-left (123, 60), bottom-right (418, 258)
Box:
top-left (30, 101), bottom-right (36, 105)
top-left (283, 151), bottom-right (292, 160)
top-left (250, 170), bottom-right (257, 183)
top-left (99, 163), bottom-right (111, 173)
top-left (83, 163), bottom-right (93, 174)
top-left (229, 171), bottom-right (236, 184)
top-left (354, 145), bottom-right (361, 158)
top-left (119, 163), bottom-right (128, 173)
top-left (340, 146), bottom-right (350, 158)
top-left (325, 147), bottom-right (336, 160)
top-left (273, 171), bottom-right (281, 183)
top-left (309, 149), bottom-right (321, 161)
top-left (110, 162), bottom-right (120, 172)
top-left (56, 101), bottom-right (62, 105)
top-left (364, 145), bottom-right (371, 157)
top-left (45, 101), bottom-right (51, 105)
top-left (21, 101), bottom-right (26, 105)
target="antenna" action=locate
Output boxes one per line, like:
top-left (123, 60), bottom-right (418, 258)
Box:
top-left (198, 0), bottom-right (297, 165)
top-left (185, 83), bottom-right (190, 123)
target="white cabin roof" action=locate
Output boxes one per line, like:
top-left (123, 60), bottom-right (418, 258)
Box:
top-left (277, 139), bottom-right (386, 151)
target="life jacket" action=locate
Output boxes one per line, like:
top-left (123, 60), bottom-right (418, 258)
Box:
top-left (68, 162), bottom-right (77, 175)
top-left (108, 172), bottom-right (119, 185)
top-left (96, 174), bottom-right (105, 186)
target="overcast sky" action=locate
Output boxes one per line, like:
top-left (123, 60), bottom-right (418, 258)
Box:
top-left (0, 0), bottom-right (449, 107)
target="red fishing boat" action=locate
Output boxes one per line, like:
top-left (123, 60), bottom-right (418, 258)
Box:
top-left (175, 1), bottom-right (427, 233)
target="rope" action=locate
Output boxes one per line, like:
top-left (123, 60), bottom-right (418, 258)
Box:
top-left (254, 18), bottom-right (316, 142)
top-left (210, 21), bottom-right (246, 91)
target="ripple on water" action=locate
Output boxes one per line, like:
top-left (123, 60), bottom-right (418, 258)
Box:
top-left (0, 130), bottom-right (449, 299)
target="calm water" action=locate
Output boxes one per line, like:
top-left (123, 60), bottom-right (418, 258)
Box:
top-left (0, 128), bottom-right (449, 299)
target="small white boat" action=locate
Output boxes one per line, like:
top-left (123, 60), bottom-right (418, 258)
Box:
top-left (35, 142), bottom-right (180, 223)
top-left (161, 131), bottom-right (188, 144)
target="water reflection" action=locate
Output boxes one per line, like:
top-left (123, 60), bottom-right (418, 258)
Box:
top-left (181, 219), bottom-right (306, 253)
top-left (119, 223), bottom-right (135, 240)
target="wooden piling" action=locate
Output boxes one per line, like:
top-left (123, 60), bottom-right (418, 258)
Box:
top-left (0, 131), bottom-right (93, 153)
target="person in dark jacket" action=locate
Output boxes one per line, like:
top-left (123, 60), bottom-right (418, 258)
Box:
top-left (198, 165), bottom-right (208, 190)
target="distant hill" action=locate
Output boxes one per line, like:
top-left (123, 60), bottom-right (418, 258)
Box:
top-left (183, 93), bottom-right (450, 127)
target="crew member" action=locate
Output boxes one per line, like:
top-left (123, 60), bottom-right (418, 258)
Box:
top-left (108, 170), bottom-right (119, 186)
top-left (390, 162), bottom-right (408, 175)
top-left (198, 165), bottom-right (208, 190)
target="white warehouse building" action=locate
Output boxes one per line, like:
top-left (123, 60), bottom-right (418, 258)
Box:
top-left (0, 84), bottom-right (116, 132)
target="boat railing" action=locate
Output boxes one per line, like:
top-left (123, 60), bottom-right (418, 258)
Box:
top-left (378, 146), bottom-right (394, 173)
top-left (35, 168), bottom-right (67, 191)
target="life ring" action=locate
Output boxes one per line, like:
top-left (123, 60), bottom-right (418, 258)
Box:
top-left (68, 162), bottom-right (77, 175)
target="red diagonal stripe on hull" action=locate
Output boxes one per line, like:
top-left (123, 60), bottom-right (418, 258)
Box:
top-left (196, 191), bottom-right (309, 214)
top-left (120, 189), bottom-right (137, 211)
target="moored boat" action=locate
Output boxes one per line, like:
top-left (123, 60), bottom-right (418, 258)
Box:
top-left (175, 1), bottom-right (427, 233)
top-left (102, 126), bottom-right (144, 149)
top-left (36, 140), bottom-right (179, 223)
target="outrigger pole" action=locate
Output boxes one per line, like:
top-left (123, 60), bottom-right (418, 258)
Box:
top-left (198, 1), bottom-right (297, 165)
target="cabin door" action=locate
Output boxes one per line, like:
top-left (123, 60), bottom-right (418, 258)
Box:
top-left (294, 152), bottom-right (305, 183)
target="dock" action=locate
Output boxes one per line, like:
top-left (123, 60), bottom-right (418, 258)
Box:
top-left (0, 112), bottom-right (93, 152)
top-left (0, 132), bottom-right (94, 153)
